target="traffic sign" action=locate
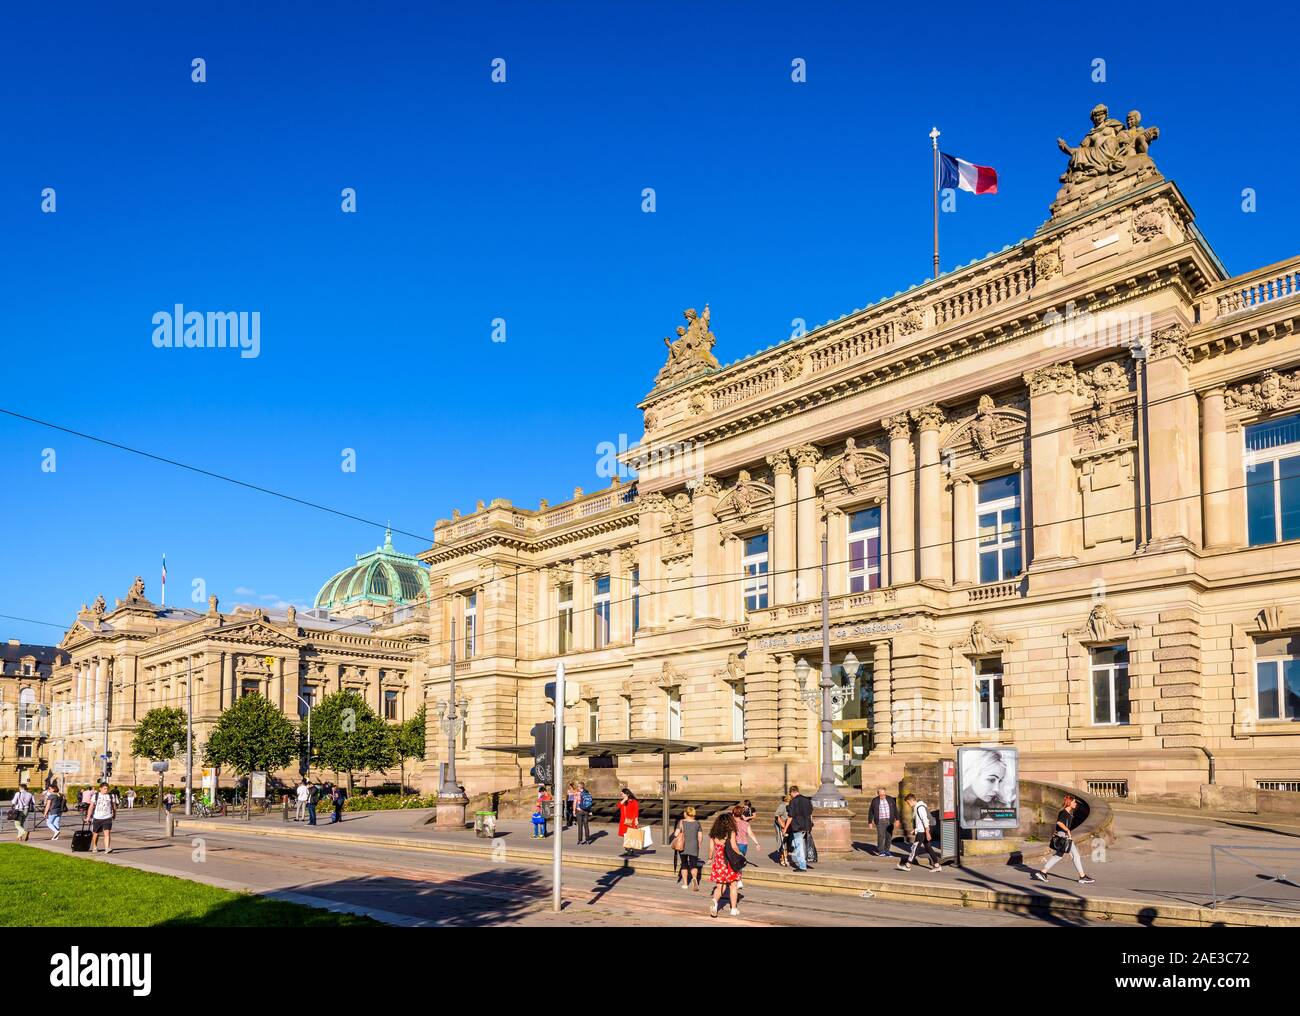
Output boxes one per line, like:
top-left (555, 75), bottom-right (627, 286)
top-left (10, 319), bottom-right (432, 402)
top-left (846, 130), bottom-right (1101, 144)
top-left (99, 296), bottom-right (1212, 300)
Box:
top-left (150, 761), bottom-right (169, 773)
top-left (51, 761), bottom-right (79, 775)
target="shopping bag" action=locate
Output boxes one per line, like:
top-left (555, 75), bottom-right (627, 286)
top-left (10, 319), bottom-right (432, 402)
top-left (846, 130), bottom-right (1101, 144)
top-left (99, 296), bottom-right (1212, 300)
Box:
top-left (623, 829), bottom-right (640, 850)
top-left (640, 826), bottom-right (654, 850)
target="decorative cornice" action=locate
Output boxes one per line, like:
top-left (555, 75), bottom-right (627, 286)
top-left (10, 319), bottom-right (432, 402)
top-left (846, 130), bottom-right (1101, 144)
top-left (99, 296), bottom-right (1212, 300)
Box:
top-left (1225, 368), bottom-right (1300, 414)
top-left (694, 475), bottom-right (723, 499)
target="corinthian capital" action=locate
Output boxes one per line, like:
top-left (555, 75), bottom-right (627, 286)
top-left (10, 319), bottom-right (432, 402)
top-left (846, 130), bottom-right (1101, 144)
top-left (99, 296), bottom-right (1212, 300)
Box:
top-left (910, 404), bottom-right (945, 431)
top-left (789, 443), bottom-right (822, 470)
top-left (1149, 324), bottom-right (1191, 365)
top-left (765, 450), bottom-right (792, 477)
top-left (638, 492), bottom-right (671, 516)
top-left (693, 475), bottom-right (723, 499)
top-left (1023, 363), bottom-right (1077, 396)
top-left (881, 413), bottom-right (912, 440)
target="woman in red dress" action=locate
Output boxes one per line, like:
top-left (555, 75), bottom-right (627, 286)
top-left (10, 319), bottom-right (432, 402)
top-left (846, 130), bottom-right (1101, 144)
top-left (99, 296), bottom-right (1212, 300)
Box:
top-left (708, 811), bottom-right (744, 918)
top-left (616, 788), bottom-right (640, 857)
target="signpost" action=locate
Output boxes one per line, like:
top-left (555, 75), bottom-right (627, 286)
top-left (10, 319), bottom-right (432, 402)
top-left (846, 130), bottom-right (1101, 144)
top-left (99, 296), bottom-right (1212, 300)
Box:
top-left (940, 758), bottom-right (959, 864)
top-left (552, 661), bottom-right (565, 914)
top-left (250, 771), bottom-right (267, 800)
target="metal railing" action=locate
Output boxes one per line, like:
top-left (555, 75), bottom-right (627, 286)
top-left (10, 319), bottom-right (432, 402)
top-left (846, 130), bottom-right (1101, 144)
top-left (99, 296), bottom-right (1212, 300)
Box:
top-left (1210, 844), bottom-right (1300, 911)
top-left (1086, 779), bottom-right (1129, 799)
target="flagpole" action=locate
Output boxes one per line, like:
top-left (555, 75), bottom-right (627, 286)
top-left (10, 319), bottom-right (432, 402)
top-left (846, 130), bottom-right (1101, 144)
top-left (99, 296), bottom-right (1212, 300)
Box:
top-left (930, 127), bottom-right (941, 278)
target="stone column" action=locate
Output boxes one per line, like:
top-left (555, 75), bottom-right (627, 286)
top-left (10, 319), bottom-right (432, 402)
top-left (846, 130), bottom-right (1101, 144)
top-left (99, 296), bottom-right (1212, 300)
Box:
top-left (637, 494), bottom-right (669, 630)
top-left (883, 414), bottom-right (915, 584)
top-left (1200, 386), bottom-right (1232, 549)
top-left (792, 444), bottom-right (823, 600)
top-left (767, 452), bottom-right (796, 604)
top-left (912, 405), bottom-right (946, 582)
top-left (691, 477), bottom-right (722, 620)
top-left (951, 475), bottom-right (976, 586)
top-left (1024, 364), bottom-right (1078, 565)
top-left (1146, 326), bottom-right (1201, 549)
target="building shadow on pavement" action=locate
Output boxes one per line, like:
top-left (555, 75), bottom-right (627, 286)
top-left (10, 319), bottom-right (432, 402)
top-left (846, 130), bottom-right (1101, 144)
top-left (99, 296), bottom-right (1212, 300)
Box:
top-left (158, 867), bottom-right (551, 927)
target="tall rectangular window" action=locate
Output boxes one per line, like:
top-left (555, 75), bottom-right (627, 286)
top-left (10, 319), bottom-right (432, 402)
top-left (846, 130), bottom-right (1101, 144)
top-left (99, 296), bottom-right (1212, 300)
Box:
top-left (742, 533), bottom-right (770, 612)
top-left (1246, 414), bottom-right (1300, 546)
top-left (977, 473), bottom-right (1023, 583)
top-left (730, 682), bottom-right (745, 742)
top-left (299, 686), bottom-right (314, 719)
top-left (464, 592), bottom-right (477, 658)
top-left (667, 688), bottom-right (682, 739)
top-left (557, 583), bottom-right (573, 654)
top-left (1256, 636), bottom-right (1300, 721)
top-left (974, 657), bottom-right (1004, 731)
top-left (631, 566), bottom-right (640, 633)
top-left (383, 689), bottom-right (399, 721)
top-left (240, 679), bottom-right (260, 699)
top-left (847, 506), bottom-right (882, 592)
top-left (623, 695), bottom-right (633, 737)
top-left (587, 699), bottom-right (600, 742)
top-left (1090, 644), bottom-right (1130, 725)
top-left (593, 575), bottom-right (611, 648)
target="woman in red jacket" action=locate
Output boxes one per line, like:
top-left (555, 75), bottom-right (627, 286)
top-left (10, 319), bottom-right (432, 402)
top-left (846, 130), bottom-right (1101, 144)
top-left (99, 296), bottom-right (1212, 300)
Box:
top-left (616, 788), bottom-right (640, 857)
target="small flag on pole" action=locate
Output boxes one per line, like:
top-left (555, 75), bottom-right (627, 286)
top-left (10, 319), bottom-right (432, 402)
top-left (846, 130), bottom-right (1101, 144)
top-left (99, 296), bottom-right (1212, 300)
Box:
top-left (161, 554), bottom-right (167, 606)
top-left (938, 152), bottom-right (998, 195)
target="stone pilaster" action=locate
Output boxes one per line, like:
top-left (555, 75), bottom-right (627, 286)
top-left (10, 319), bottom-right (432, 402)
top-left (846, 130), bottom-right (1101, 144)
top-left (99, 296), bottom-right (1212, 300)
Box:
top-left (792, 444), bottom-right (823, 601)
top-left (951, 475), bottom-right (976, 585)
top-left (911, 405), bottom-right (945, 583)
top-left (883, 414), bottom-right (915, 584)
top-left (691, 477), bottom-right (722, 620)
top-left (1200, 386), bottom-right (1232, 549)
top-left (743, 652), bottom-right (778, 760)
top-left (776, 654), bottom-right (802, 755)
top-left (1024, 363), bottom-right (1079, 566)
top-left (887, 632), bottom-right (946, 755)
top-left (1153, 608), bottom-right (1205, 747)
top-left (767, 452), bottom-right (796, 605)
top-left (1145, 326), bottom-right (1201, 549)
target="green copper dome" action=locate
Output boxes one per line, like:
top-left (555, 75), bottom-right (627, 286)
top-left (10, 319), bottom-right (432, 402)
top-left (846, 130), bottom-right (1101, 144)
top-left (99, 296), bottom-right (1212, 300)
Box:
top-left (314, 529), bottom-right (429, 611)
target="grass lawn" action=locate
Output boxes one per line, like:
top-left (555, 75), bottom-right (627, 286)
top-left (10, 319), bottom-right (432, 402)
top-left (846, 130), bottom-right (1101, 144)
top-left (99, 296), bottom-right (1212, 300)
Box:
top-left (0, 844), bottom-right (379, 927)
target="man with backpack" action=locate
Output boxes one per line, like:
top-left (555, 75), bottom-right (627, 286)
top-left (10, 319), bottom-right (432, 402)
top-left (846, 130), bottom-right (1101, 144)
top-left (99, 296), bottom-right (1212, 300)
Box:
top-left (43, 785), bottom-right (65, 841)
top-left (897, 793), bottom-right (942, 872)
top-left (575, 782), bottom-right (593, 845)
top-left (306, 782), bottom-right (320, 825)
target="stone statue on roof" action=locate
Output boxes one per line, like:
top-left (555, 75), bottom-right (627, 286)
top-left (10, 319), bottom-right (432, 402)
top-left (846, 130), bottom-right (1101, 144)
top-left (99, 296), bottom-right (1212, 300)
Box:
top-left (655, 306), bottom-right (720, 387)
top-left (1051, 104), bottom-right (1163, 219)
top-left (127, 576), bottom-right (147, 602)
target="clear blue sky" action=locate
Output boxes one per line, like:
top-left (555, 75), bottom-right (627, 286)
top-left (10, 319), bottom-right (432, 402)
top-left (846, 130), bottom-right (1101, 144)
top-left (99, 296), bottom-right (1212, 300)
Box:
top-left (1, 2), bottom-right (1295, 644)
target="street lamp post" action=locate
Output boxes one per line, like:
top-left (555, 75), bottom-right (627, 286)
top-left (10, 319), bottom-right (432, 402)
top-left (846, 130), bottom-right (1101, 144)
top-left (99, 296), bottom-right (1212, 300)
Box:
top-left (435, 617), bottom-right (468, 828)
top-left (812, 531), bottom-right (844, 810)
top-left (296, 694), bottom-right (312, 778)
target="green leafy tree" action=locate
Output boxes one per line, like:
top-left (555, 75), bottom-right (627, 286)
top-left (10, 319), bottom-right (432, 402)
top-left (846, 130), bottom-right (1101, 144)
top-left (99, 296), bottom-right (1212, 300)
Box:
top-left (394, 703), bottom-right (426, 794)
top-left (131, 707), bottom-right (187, 762)
top-left (202, 694), bottom-right (298, 776)
top-left (311, 689), bottom-right (400, 791)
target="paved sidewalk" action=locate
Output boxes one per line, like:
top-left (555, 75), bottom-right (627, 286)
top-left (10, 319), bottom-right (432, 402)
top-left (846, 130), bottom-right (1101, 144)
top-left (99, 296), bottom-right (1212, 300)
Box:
top-left (170, 804), bottom-right (1300, 926)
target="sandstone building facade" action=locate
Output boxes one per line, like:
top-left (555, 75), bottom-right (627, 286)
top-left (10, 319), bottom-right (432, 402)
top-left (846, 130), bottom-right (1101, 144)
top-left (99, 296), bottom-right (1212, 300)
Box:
top-left (420, 106), bottom-right (1300, 804)
top-left (42, 535), bottom-right (431, 791)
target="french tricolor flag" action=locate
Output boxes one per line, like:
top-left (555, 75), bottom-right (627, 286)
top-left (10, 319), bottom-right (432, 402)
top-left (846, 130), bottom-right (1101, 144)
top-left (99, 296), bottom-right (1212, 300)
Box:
top-left (939, 152), bottom-right (998, 195)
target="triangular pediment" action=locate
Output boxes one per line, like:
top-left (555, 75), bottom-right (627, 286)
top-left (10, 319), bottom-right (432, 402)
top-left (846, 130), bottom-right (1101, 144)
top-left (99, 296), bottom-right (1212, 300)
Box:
top-left (211, 619), bottom-right (302, 648)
